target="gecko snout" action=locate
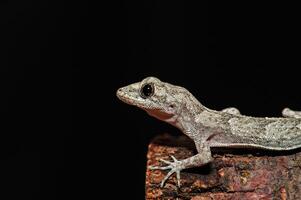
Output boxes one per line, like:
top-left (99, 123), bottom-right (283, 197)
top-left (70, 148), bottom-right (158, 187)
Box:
top-left (116, 87), bottom-right (124, 98)
top-left (116, 86), bottom-right (131, 102)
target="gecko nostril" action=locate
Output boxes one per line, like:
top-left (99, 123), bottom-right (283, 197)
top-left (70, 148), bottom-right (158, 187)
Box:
top-left (117, 88), bottom-right (123, 97)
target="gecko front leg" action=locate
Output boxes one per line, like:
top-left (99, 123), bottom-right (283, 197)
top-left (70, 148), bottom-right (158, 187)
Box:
top-left (149, 144), bottom-right (212, 187)
top-left (282, 108), bottom-right (301, 119)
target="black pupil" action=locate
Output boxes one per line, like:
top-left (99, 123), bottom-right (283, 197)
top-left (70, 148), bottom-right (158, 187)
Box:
top-left (142, 84), bottom-right (153, 97)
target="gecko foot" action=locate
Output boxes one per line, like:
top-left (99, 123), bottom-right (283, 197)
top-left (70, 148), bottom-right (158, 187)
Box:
top-left (149, 155), bottom-right (183, 188)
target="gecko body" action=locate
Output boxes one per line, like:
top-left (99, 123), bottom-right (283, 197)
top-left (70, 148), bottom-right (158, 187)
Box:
top-left (116, 77), bottom-right (301, 187)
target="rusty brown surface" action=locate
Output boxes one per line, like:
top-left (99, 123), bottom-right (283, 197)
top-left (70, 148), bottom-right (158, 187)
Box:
top-left (146, 134), bottom-right (301, 200)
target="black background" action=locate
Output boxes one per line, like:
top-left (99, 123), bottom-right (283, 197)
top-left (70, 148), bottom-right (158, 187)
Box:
top-left (1, 1), bottom-right (300, 199)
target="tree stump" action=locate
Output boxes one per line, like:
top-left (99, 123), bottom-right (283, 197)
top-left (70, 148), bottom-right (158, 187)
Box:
top-left (146, 134), bottom-right (301, 200)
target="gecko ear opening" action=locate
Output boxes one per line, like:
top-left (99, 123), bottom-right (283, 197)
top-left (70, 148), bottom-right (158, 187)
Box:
top-left (168, 104), bottom-right (176, 112)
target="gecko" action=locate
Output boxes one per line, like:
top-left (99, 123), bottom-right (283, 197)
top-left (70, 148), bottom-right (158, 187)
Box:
top-left (116, 76), bottom-right (301, 188)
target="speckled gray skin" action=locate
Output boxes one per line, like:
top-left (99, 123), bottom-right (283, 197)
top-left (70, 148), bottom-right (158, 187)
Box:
top-left (116, 77), bottom-right (301, 188)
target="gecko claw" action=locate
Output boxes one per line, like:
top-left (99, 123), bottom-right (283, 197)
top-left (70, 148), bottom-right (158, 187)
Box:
top-left (149, 155), bottom-right (183, 188)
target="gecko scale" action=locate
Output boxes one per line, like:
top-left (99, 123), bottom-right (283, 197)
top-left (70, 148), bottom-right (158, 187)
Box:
top-left (116, 77), bottom-right (301, 187)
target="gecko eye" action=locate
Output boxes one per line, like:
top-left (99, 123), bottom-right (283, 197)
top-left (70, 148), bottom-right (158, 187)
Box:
top-left (140, 83), bottom-right (154, 98)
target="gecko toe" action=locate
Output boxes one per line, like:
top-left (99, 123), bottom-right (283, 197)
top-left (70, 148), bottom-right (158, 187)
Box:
top-left (149, 155), bottom-right (183, 188)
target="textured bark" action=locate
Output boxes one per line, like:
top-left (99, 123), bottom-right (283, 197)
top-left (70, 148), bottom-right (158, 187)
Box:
top-left (146, 134), bottom-right (301, 200)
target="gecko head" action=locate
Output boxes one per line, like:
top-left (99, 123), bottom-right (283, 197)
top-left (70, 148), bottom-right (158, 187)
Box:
top-left (117, 77), bottom-right (186, 122)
